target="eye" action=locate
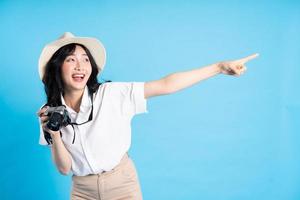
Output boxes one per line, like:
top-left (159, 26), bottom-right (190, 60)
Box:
top-left (65, 57), bottom-right (75, 62)
top-left (84, 57), bottom-right (90, 62)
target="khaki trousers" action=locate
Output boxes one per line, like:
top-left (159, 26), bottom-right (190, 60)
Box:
top-left (71, 154), bottom-right (143, 200)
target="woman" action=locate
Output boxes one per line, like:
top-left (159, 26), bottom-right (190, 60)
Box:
top-left (37, 32), bottom-right (258, 200)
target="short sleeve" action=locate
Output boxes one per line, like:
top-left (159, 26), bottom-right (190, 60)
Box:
top-left (107, 82), bottom-right (148, 116)
top-left (128, 82), bottom-right (148, 115)
top-left (38, 112), bottom-right (52, 147)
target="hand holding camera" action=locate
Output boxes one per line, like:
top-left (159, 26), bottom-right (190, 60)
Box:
top-left (37, 106), bottom-right (71, 139)
top-left (37, 104), bottom-right (90, 144)
top-left (37, 107), bottom-right (57, 137)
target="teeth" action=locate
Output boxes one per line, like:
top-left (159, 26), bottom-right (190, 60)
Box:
top-left (72, 74), bottom-right (84, 78)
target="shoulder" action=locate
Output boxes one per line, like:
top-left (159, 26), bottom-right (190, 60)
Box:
top-left (99, 82), bottom-right (144, 96)
top-left (101, 81), bottom-right (142, 91)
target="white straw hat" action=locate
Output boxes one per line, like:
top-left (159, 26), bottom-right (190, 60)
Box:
top-left (38, 32), bottom-right (106, 80)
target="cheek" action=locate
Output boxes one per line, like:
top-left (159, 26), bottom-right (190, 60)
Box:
top-left (61, 64), bottom-right (72, 81)
top-left (86, 65), bottom-right (93, 78)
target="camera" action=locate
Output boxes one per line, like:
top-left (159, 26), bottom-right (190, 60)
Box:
top-left (44, 106), bottom-right (71, 131)
top-left (42, 106), bottom-right (71, 145)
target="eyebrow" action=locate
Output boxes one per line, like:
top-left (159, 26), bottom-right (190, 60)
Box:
top-left (68, 53), bottom-right (88, 56)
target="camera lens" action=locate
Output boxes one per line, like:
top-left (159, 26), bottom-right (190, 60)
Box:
top-left (46, 112), bottom-right (63, 131)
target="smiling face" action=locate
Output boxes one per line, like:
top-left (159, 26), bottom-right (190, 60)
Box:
top-left (61, 45), bottom-right (92, 94)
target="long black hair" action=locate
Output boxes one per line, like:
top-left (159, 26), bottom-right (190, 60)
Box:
top-left (42, 43), bottom-right (110, 106)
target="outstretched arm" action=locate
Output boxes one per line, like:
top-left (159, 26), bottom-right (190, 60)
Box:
top-left (144, 53), bottom-right (259, 99)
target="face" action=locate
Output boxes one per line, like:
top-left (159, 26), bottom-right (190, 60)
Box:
top-left (61, 45), bottom-right (92, 94)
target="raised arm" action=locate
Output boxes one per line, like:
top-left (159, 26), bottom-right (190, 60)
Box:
top-left (144, 53), bottom-right (259, 99)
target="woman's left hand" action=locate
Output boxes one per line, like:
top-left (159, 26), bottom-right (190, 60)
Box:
top-left (218, 53), bottom-right (259, 76)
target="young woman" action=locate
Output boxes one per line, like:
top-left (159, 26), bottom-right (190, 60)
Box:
top-left (37, 32), bottom-right (258, 200)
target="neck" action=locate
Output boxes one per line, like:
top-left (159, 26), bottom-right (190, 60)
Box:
top-left (63, 88), bottom-right (85, 113)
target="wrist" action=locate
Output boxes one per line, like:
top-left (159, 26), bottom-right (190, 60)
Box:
top-left (213, 63), bottom-right (222, 74)
top-left (50, 131), bottom-right (61, 140)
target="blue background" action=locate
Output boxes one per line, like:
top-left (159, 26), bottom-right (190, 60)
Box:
top-left (0, 0), bottom-right (299, 199)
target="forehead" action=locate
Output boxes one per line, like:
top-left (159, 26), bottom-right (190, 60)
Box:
top-left (72, 45), bottom-right (88, 55)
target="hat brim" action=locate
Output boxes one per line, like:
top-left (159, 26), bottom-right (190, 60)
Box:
top-left (38, 36), bottom-right (106, 80)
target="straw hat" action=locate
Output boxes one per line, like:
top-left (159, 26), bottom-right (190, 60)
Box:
top-left (38, 32), bottom-right (106, 80)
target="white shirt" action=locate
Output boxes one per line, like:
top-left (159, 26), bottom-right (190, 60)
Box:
top-left (39, 82), bottom-right (148, 176)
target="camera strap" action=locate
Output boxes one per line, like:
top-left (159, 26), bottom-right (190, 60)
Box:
top-left (68, 94), bottom-right (94, 144)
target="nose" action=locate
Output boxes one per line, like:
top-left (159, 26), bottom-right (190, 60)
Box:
top-left (74, 60), bottom-right (83, 71)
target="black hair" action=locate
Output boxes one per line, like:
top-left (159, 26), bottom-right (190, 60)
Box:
top-left (42, 43), bottom-right (111, 106)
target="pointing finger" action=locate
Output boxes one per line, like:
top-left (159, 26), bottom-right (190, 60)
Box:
top-left (237, 53), bottom-right (259, 64)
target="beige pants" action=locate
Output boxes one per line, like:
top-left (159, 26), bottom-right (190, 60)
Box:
top-left (71, 154), bottom-right (143, 200)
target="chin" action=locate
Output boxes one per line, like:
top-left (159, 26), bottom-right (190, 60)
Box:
top-left (74, 85), bottom-right (87, 91)
top-left (65, 83), bottom-right (87, 92)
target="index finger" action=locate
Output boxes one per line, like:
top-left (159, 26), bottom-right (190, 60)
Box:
top-left (36, 106), bottom-right (48, 117)
top-left (237, 53), bottom-right (259, 64)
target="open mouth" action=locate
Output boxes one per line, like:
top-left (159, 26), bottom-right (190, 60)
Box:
top-left (72, 74), bottom-right (85, 81)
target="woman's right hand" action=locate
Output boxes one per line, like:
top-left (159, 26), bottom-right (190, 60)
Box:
top-left (37, 106), bottom-right (61, 138)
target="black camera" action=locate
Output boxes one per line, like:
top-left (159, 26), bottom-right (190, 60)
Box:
top-left (44, 106), bottom-right (71, 131)
top-left (42, 106), bottom-right (71, 145)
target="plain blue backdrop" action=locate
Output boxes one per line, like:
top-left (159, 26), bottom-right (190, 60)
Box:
top-left (0, 0), bottom-right (299, 199)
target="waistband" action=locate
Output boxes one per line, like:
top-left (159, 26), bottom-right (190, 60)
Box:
top-left (73, 153), bottom-right (130, 178)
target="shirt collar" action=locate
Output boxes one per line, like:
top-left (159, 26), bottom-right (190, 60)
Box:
top-left (61, 86), bottom-right (92, 114)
